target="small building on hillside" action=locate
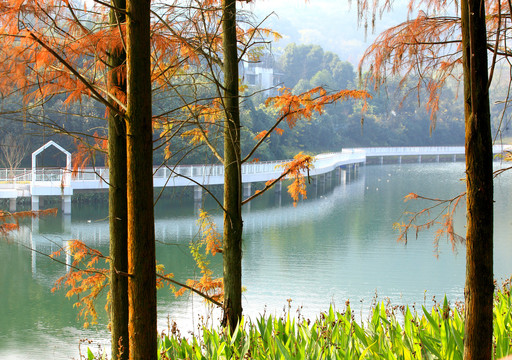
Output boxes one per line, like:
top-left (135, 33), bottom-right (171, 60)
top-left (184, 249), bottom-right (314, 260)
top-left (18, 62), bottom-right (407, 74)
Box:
top-left (241, 53), bottom-right (283, 96)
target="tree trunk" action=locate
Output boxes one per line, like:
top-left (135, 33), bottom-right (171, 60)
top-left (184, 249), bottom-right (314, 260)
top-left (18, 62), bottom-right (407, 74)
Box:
top-left (108, 1), bottom-right (128, 359)
top-left (221, 0), bottom-right (243, 331)
top-left (462, 0), bottom-right (494, 359)
top-left (126, 0), bottom-right (157, 359)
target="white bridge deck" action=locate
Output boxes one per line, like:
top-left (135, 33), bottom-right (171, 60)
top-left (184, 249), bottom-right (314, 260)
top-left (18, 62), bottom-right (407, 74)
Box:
top-left (0, 146), bottom-right (509, 205)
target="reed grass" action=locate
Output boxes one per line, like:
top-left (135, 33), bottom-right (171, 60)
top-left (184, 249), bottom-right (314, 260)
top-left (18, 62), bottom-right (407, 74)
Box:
top-left (84, 282), bottom-right (512, 359)
top-left (157, 284), bottom-right (512, 360)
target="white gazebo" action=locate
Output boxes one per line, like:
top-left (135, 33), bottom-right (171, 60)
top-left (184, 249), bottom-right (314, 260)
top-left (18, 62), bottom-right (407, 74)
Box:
top-left (30, 141), bottom-right (73, 214)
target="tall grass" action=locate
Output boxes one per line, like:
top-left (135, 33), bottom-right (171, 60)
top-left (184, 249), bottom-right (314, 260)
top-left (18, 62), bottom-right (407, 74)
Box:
top-left (157, 285), bottom-right (512, 360)
top-left (85, 283), bottom-right (512, 359)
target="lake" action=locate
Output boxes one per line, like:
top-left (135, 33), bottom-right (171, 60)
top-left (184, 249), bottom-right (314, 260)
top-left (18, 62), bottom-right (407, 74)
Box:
top-left (1, 161), bottom-right (511, 359)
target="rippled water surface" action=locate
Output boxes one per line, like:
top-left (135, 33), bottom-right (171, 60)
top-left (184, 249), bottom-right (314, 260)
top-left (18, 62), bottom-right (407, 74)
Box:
top-left (1, 162), bottom-right (511, 359)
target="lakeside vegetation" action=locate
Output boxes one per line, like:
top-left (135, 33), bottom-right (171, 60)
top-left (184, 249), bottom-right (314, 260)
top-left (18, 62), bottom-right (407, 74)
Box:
top-left (83, 282), bottom-right (512, 360)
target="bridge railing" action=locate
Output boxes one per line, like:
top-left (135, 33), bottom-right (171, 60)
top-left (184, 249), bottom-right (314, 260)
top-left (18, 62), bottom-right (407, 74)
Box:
top-left (33, 168), bottom-right (64, 182)
top-left (0, 152), bottom-right (355, 184)
top-left (0, 168), bottom-right (32, 182)
top-left (153, 159), bottom-right (291, 180)
top-left (358, 146), bottom-right (465, 155)
top-left (358, 145), bottom-right (511, 156)
top-left (71, 168), bottom-right (109, 181)
top-left (0, 146), bottom-right (510, 185)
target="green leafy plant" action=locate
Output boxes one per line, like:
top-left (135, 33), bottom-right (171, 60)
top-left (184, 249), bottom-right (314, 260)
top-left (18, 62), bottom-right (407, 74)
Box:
top-left (86, 281), bottom-right (512, 359)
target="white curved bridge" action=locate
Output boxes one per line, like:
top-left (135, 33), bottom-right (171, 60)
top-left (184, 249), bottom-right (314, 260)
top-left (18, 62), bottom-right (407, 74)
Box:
top-left (0, 144), bottom-right (510, 214)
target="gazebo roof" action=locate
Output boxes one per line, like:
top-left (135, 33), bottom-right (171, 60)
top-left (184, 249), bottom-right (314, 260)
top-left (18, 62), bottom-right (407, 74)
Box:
top-left (31, 140), bottom-right (71, 171)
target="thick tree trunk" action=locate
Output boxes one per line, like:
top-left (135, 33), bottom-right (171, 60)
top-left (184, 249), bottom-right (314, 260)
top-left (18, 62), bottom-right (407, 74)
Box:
top-left (108, 1), bottom-right (128, 359)
top-left (221, 0), bottom-right (243, 331)
top-left (462, 0), bottom-right (494, 359)
top-left (126, 0), bottom-right (157, 359)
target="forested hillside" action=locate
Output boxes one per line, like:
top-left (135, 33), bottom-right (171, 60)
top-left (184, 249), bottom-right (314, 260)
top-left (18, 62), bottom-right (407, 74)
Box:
top-left (1, 42), bottom-right (506, 167)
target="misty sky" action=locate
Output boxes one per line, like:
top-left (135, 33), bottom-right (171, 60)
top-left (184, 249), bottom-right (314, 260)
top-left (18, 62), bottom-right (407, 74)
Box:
top-left (243, 0), bottom-right (412, 65)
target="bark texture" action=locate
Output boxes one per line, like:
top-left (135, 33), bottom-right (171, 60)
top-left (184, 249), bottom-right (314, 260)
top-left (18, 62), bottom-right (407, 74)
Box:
top-left (126, 0), bottom-right (157, 359)
top-left (462, 0), bottom-right (494, 359)
top-left (221, 0), bottom-right (243, 331)
top-left (108, 1), bottom-right (128, 359)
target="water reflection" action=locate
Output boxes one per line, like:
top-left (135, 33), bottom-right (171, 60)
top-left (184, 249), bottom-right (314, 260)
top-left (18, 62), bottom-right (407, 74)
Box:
top-left (3, 162), bottom-right (512, 359)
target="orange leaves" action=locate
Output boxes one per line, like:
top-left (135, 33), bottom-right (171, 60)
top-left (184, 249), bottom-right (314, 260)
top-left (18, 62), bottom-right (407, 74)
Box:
top-left (181, 128), bottom-right (208, 145)
top-left (0, 222), bottom-right (19, 232)
top-left (404, 192), bottom-right (419, 202)
top-left (198, 210), bottom-right (223, 256)
top-left (265, 179), bottom-right (274, 187)
top-left (52, 240), bottom-right (109, 328)
top-left (156, 264), bottom-right (175, 291)
top-left (175, 276), bottom-right (224, 304)
top-left (358, 7), bottom-right (465, 120)
top-left (266, 87), bottom-right (371, 130)
top-left (278, 152), bottom-right (314, 206)
top-left (254, 130), bottom-right (268, 140)
top-left (189, 99), bottom-right (223, 124)
top-left (395, 192), bottom-right (465, 256)
top-left (34, 48), bottom-right (54, 70)
top-left (72, 133), bottom-right (107, 175)
top-left (0, 208), bottom-right (57, 235)
top-left (254, 127), bottom-right (284, 142)
top-left (175, 210), bottom-right (223, 303)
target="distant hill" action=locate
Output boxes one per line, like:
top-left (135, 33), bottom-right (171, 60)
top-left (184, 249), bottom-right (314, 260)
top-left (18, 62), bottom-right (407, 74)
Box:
top-left (244, 0), bottom-right (410, 65)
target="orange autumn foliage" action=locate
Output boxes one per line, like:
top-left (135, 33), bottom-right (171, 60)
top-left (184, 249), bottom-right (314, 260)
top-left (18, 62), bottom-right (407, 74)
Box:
top-left (180, 128), bottom-right (209, 145)
top-left (72, 132), bottom-right (108, 175)
top-left (242, 86), bottom-right (370, 167)
top-left (254, 130), bottom-right (268, 140)
top-left (175, 210), bottom-right (223, 303)
top-left (0, 208), bottom-right (57, 234)
top-left (393, 192), bottom-right (465, 256)
top-left (266, 87), bottom-right (371, 129)
top-left (51, 240), bottom-right (109, 328)
top-left (358, 0), bottom-right (512, 128)
top-left (52, 239), bottom-right (176, 328)
top-left (278, 152), bottom-right (314, 206)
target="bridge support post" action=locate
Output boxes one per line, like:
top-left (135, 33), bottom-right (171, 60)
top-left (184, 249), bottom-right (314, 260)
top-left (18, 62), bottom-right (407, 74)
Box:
top-left (62, 195), bottom-right (71, 215)
top-left (274, 190), bottom-right (282, 207)
top-left (436, 155), bottom-right (440, 162)
top-left (453, 154), bottom-right (457, 162)
top-left (380, 156), bottom-right (384, 165)
top-left (31, 195), bottom-right (39, 212)
top-left (336, 167), bottom-right (342, 185)
top-left (193, 186), bottom-right (203, 203)
top-left (398, 156), bottom-right (402, 164)
top-left (63, 213), bottom-right (71, 233)
top-left (243, 183), bottom-right (252, 200)
top-left (31, 216), bottom-right (39, 236)
top-left (274, 180), bottom-right (282, 194)
top-left (418, 155), bottom-right (422, 163)
top-left (30, 232), bottom-right (36, 274)
top-left (9, 198), bottom-right (16, 212)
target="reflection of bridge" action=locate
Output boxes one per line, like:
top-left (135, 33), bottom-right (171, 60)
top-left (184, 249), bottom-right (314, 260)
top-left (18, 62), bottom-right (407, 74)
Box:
top-left (23, 166), bottom-right (365, 275)
top-left (0, 144), bottom-right (510, 214)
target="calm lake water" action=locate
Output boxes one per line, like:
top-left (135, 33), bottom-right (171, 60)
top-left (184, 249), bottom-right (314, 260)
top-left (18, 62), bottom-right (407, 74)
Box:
top-left (1, 162), bottom-right (511, 359)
